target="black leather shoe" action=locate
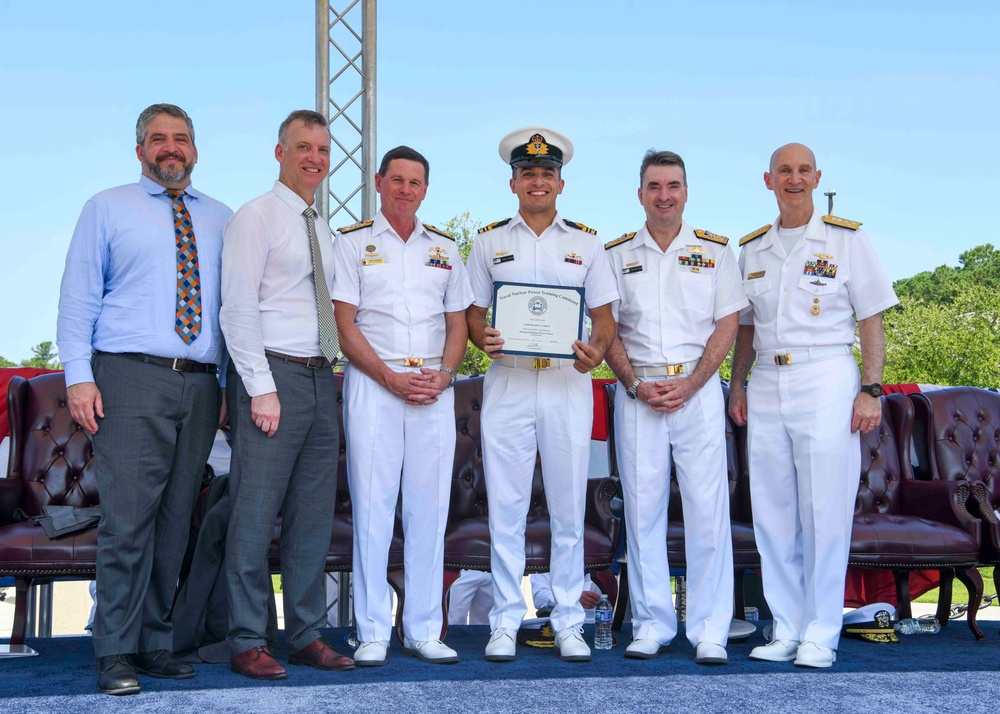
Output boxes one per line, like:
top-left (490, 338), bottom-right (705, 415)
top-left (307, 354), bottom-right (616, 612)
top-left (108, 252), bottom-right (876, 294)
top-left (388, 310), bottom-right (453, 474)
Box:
top-left (97, 654), bottom-right (141, 696)
top-left (132, 649), bottom-right (195, 679)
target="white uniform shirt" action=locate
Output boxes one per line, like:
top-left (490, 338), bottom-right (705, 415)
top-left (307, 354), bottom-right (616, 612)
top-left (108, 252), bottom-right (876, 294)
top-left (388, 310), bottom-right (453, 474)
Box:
top-left (607, 221), bottom-right (748, 366)
top-left (330, 211), bottom-right (473, 360)
top-left (220, 180), bottom-right (336, 397)
top-left (737, 210), bottom-right (898, 352)
top-left (468, 213), bottom-right (619, 333)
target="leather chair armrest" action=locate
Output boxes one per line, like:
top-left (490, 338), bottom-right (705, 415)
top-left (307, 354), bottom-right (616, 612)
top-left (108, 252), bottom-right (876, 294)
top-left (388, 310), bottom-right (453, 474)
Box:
top-left (0, 476), bottom-right (24, 526)
top-left (900, 478), bottom-right (981, 545)
top-left (585, 477), bottom-right (618, 537)
top-left (971, 481), bottom-right (1000, 550)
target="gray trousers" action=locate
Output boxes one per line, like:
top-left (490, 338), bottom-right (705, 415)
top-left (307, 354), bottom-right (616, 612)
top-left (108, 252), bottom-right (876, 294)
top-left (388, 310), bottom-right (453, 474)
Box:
top-left (91, 352), bottom-right (219, 657)
top-left (225, 355), bottom-right (338, 656)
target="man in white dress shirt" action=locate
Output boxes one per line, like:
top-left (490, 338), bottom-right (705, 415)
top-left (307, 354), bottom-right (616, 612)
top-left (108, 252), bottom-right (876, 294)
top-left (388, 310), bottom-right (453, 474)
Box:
top-left (604, 150), bottom-right (747, 665)
top-left (331, 146), bottom-right (473, 666)
top-left (729, 143), bottom-right (898, 668)
top-left (221, 110), bottom-right (354, 679)
top-left (466, 127), bottom-right (618, 663)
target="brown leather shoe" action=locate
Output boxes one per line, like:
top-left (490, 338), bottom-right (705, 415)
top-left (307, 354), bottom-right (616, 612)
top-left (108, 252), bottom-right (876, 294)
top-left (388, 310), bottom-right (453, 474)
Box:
top-left (288, 639), bottom-right (355, 671)
top-left (231, 646), bottom-right (287, 680)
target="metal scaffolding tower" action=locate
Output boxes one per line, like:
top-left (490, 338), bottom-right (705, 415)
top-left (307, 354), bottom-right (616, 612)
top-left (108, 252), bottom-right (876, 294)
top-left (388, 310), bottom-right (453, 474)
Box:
top-left (316, 0), bottom-right (376, 228)
top-left (315, 0), bottom-right (376, 626)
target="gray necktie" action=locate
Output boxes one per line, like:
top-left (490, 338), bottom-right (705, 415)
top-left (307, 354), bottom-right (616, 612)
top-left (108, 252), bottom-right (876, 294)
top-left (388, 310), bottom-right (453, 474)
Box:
top-left (303, 207), bottom-right (340, 363)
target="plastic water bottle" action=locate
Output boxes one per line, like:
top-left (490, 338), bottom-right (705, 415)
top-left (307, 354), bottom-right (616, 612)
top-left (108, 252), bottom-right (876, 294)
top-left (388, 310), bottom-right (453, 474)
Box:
top-left (594, 596), bottom-right (613, 650)
top-left (893, 617), bottom-right (941, 635)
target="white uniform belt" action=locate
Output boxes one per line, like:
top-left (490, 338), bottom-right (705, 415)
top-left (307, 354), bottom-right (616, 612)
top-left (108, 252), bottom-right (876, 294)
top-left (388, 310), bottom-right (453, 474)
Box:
top-left (757, 344), bottom-right (851, 366)
top-left (496, 355), bottom-right (576, 370)
top-left (634, 359), bottom-right (700, 378)
top-left (384, 357), bottom-right (443, 367)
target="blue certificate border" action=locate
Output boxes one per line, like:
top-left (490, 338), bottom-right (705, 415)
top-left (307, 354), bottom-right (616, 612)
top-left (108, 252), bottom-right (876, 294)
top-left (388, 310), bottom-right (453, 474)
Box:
top-left (490, 281), bottom-right (586, 360)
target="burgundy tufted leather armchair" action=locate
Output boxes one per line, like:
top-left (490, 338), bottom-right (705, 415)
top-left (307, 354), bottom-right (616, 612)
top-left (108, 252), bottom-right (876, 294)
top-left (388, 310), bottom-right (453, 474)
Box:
top-left (437, 376), bottom-right (621, 632)
top-left (910, 387), bottom-right (1000, 636)
top-left (0, 373), bottom-right (99, 645)
top-left (850, 393), bottom-right (985, 639)
top-left (603, 382), bottom-right (759, 629)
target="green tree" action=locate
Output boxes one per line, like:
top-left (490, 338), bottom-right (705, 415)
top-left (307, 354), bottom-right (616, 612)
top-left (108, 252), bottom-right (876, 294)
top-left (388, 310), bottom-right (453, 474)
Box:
top-left (19, 341), bottom-right (60, 369)
top-left (893, 243), bottom-right (1000, 305)
top-left (0, 355), bottom-right (15, 367)
top-left (883, 287), bottom-right (1000, 387)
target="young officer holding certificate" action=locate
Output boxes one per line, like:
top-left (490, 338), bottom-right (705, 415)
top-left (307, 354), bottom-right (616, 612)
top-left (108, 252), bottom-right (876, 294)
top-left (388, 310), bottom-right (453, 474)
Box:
top-left (466, 127), bottom-right (618, 663)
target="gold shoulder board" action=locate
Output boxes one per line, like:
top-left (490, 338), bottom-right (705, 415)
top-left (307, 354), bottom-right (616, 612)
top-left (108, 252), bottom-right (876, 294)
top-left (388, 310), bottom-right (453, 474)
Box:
top-left (423, 223), bottom-right (455, 241)
top-left (823, 214), bottom-right (863, 230)
top-left (478, 218), bottom-right (511, 234)
top-left (695, 229), bottom-right (729, 246)
top-left (604, 232), bottom-right (637, 250)
top-left (563, 219), bottom-right (597, 235)
top-left (739, 224), bottom-right (772, 246)
top-left (338, 219), bottom-right (374, 234)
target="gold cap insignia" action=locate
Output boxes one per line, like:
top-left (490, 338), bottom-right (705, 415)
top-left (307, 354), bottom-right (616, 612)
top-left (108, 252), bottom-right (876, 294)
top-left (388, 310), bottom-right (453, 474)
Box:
top-left (526, 134), bottom-right (549, 156)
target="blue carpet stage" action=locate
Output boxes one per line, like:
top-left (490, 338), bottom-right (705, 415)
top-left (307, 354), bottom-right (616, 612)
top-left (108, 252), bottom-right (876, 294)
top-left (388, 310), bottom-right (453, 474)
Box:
top-left (3, 624), bottom-right (999, 713)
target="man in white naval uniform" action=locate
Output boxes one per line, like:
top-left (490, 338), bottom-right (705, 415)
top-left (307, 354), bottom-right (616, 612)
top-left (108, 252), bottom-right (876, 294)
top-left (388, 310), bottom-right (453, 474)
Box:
top-left (332, 146), bottom-right (473, 666)
top-left (466, 127), bottom-right (618, 663)
top-left (729, 143), bottom-right (898, 669)
top-left (604, 150), bottom-right (747, 665)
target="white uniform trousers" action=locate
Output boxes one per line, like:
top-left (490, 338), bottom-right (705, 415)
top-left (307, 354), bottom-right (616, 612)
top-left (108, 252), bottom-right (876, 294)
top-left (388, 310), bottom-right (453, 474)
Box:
top-left (345, 363), bottom-right (455, 642)
top-left (747, 354), bottom-right (860, 650)
top-left (482, 364), bottom-right (592, 633)
top-left (447, 570), bottom-right (493, 625)
top-left (615, 377), bottom-right (734, 647)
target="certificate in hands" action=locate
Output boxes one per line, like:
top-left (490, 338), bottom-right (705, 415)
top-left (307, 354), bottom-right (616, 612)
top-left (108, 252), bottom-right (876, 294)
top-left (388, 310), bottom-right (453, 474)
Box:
top-left (491, 282), bottom-right (585, 359)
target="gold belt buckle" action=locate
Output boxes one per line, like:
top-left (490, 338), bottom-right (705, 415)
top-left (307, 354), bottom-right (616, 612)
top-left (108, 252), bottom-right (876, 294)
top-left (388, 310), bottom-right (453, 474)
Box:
top-left (774, 354), bottom-right (793, 366)
top-left (666, 363), bottom-right (685, 376)
top-left (404, 358), bottom-right (424, 367)
top-left (533, 358), bottom-right (551, 370)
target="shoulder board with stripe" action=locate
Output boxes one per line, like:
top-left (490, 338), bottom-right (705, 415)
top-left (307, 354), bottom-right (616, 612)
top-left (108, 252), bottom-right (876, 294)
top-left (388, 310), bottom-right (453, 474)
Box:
top-left (478, 218), bottom-right (511, 234)
top-left (423, 223), bottom-right (455, 241)
top-left (823, 214), bottom-right (862, 230)
top-left (739, 224), bottom-right (772, 246)
top-left (694, 229), bottom-right (729, 246)
top-left (564, 219), bottom-right (597, 235)
top-left (604, 232), bottom-right (637, 250)
top-left (337, 219), bottom-right (373, 234)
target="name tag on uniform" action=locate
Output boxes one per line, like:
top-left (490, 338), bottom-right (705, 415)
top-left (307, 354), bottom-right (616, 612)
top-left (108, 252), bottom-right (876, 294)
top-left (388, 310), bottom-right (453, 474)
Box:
top-left (493, 254), bottom-right (515, 265)
top-left (362, 257), bottom-right (384, 266)
top-left (622, 265), bottom-right (643, 275)
top-left (747, 270), bottom-right (765, 280)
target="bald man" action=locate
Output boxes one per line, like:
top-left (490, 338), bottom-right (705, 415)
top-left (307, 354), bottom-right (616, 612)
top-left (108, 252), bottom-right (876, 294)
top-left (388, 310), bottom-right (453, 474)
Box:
top-left (729, 143), bottom-right (897, 668)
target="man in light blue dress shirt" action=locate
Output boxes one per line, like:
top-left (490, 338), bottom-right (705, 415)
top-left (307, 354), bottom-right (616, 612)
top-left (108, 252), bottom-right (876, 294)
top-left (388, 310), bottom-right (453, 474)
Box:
top-left (57, 103), bottom-right (231, 696)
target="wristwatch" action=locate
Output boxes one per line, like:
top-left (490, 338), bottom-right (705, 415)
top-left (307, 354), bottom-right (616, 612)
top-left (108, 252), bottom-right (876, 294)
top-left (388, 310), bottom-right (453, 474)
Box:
top-left (625, 378), bottom-right (642, 400)
top-left (860, 383), bottom-right (884, 398)
top-left (442, 367), bottom-right (457, 389)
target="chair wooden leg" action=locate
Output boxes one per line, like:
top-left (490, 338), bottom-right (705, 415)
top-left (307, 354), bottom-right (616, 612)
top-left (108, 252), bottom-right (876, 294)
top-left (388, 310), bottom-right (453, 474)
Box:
top-left (893, 570), bottom-right (912, 620)
top-left (954, 566), bottom-right (985, 641)
top-left (440, 568), bottom-right (462, 640)
top-left (734, 569), bottom-right (747, 620)
top-left (388, 569), bottom-right (406, 645)
top-left (612, 562), bottom-right (629, 631)
top-left (936, 569), bottom-right (955, 627)
top-left (994, 566), bottom-right (999, 639)
top-left (9, 577), bottom-right (33, 645)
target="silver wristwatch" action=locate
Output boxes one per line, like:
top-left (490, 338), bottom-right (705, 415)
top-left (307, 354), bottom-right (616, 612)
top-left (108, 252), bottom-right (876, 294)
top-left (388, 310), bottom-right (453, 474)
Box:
top-left (625, 378), bottom-right (642, 400)
top-left (442, 367), bottom-right (457, 389)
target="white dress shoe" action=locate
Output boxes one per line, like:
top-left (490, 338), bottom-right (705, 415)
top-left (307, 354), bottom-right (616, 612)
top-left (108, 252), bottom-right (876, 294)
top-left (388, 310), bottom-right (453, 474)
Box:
top-left (354, 640), bottom-right (389, 667)
top-left (694, 642), bottom-right (729, 665)
top-left (484, 627), bottom-right (516, 662)
top-left (749, 639), bottom-right (800, 662)
top-left (624, 638), bottom-right (668, 660)
top-left (402, 638), bottom-right (459, 664)
top-left (554, 625), bottom-right (592, 662)
top-left (794, 641), bottom-right (836, 668)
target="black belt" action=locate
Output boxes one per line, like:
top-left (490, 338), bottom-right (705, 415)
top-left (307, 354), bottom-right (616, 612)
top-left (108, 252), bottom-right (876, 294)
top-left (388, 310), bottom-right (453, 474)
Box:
top-left (265, 350), bottom-right (334, 369)
top-left (110, 352), bottom-right (217, 373)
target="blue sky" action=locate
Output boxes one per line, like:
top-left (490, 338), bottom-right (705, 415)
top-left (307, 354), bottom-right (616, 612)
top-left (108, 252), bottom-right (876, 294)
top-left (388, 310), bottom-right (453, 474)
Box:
top-left (1, 0), bottom-right (998, 362)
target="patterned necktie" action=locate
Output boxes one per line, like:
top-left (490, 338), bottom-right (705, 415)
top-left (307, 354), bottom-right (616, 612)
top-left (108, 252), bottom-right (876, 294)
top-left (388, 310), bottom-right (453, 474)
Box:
top-left (166, 189), bottom-right (201, 344)
top-left (303, 207), bottom-right (340, 363)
